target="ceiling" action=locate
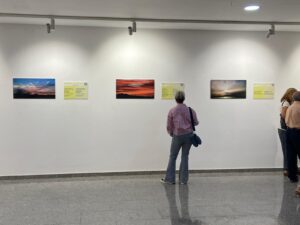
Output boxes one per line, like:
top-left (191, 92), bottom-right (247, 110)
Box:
top-left (1, 0), bottom-right (300, 31)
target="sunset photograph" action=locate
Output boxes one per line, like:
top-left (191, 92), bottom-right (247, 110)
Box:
top-left (211, 80), bottom-right (246, 99)
top-left (116, 79), bottom-right (155, 99)
top-left (13, 78), bottom-right (56, 99)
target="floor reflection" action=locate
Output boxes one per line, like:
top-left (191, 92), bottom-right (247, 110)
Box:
top-left (278, 181), bottom-right (300, 225)
top-left (163, 184), bottom-right (204, 225)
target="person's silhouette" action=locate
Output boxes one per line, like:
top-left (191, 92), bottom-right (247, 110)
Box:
top-left (163, 184), bottom-right (203, 225)
top-left (278, 181), bottom-right (300, 224)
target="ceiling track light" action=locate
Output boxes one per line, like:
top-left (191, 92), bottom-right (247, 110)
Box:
top-left (244, 5), bottom-right (260, 11)
top-left (266, 24), bottom-right (275, 38)
top-left (128, 21), bottom-right (137, 35)
top-left (2, 12), bottom-right (300, 36)
top-left (128, 26), bottom-right (133, 35)
top-left (132, 21), bottom-right (137, 32)
top-left (46, 18), bottom-right (55, 34)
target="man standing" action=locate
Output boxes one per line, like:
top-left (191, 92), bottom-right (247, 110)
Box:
top-left (285, 91), bottom-right (300, 195)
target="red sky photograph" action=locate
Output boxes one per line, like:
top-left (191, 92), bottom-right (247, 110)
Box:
top-left (116, 79), bottom-right (155, 99)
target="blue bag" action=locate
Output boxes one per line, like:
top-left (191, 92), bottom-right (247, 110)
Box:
top-left (188, 107), bottom-right (202, 147)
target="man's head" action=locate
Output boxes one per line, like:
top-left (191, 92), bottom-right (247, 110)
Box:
top-left (175, 91), bottom-right (185, 104)
top-left (293, 91), bottom-right (300, 102)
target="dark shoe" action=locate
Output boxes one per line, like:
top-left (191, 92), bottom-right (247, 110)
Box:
top-left (160, 178), bottom-right (175, 185)
top-left (289, 178), bottom-right (299, 183)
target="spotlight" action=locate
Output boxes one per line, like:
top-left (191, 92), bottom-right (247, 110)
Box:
top-left (128, 26), bottom-right (133, 35)
top-left (46, 18), bottom-right (55, 34)
top-left (266, 24), bottom-right (275, 38)
top-left (244, 5), bottom-right (260, 11)
top-left (132, 21), bottom-right (137, 32)
top-left (128, 21), bottom-right (137, 35)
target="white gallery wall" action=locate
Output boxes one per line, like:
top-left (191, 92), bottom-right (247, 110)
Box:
top-left (0, 23), bottom-right (299, 176)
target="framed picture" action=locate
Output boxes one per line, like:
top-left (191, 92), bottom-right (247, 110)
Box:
top-left (116, 79), bottom-right (155, 99)
top-left (13, 78), bottom-right (55, 99)
top-left (211, 80), bottom-right (246, 99)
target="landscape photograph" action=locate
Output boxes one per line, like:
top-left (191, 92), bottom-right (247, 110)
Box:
top-left (116, 79), bottom-right (155, 99)
top-left (211, 80), bottom-right (247, 99)
top-left (13, 78), bottom-right (56, 99)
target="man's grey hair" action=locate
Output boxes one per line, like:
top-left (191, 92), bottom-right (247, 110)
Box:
top-left (293, 91), bottom-right (300, 101)
top-left (175, 91), bottom-right (185, 103)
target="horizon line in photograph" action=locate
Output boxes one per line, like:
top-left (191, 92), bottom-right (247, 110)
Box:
top-left (116, 79), bottom-right (155, 99)
top-left (13, 78), bottom-right (56, 99)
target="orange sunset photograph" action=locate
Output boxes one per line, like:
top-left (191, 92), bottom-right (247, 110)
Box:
top-left (116, 79), bottom-right (155, 99)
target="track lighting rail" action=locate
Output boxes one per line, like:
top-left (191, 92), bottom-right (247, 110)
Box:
top-left (1, 12), bottom-right (300, 26)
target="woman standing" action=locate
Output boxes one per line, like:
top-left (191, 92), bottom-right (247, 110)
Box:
top-left (280, 88), bottom-right (297, 129)
top-left (161, 91), bottom-right (199, 185)
top-left (279, 88), bottom-right (297, 176)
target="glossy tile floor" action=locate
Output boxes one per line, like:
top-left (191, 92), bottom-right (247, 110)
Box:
top-left (0, 172), bottom-right (299, 225)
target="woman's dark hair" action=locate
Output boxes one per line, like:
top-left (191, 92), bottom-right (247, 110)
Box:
top-left (281, 88), bottom-right (297, 104)
top-left (175, 91), bottom-right (185, 103)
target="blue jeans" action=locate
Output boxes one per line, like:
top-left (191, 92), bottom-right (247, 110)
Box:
top-left (165, 132), bottom-right (193, 184)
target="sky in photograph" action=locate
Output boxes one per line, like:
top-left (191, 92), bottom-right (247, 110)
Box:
top-left (13, 78), bottom-right (55, 95)
top-left (116, 79), bottom-right (154, 97)
top-left (211, 80), bottom-right (246, 93)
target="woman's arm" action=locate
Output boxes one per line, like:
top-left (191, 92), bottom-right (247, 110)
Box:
top-left (167, 112), bottom-right (174, 136)
top-left (192, 109), bottom-right (199, 126)
top-left (281, 106), bottom-right (288, 119)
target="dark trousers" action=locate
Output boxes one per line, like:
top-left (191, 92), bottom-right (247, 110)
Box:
top-left (278, 128), bottom-right (288, 170)
top-left (286, 128), bottom-right (300, 182)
